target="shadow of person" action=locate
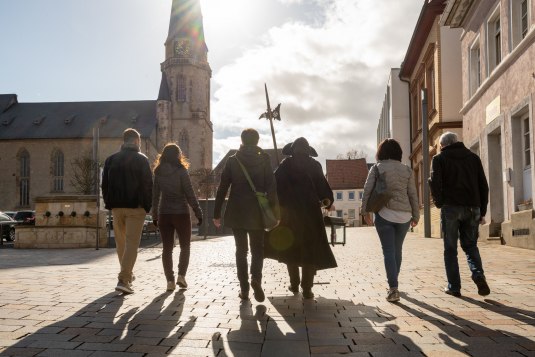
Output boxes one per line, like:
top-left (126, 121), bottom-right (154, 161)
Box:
top-left (462, 296), bottom-right (535, 322)
top-left (2, 292), bottom-right (127, 356)
top-left (123, 289), bottom-right (196, 354)
top-left (399, 293), bottom-right (535, 356)
top-left (263, 295), bottom-right (419, 357)
top-left (212, 301), bottom-right (268, 357)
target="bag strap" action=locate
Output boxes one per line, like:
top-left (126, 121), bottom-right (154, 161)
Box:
top-left (235, 156), bottom-right (258, 193)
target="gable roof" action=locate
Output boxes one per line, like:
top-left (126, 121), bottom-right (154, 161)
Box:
top-left (399, 0), bottom-right (446, 79)
top-left (326, 158), bottom-right (369, 190)
top-left (0, 99), bottom-right (156, 140)
top-left (0, 94), bottom-right (17, 114)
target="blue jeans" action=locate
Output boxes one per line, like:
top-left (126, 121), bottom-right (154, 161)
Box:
top-left (374, 214), bottom-right (410, 288)
top-left (232, 228), bottom-right (264, 293)
top-left (441, 205), bottom-right (485, 292)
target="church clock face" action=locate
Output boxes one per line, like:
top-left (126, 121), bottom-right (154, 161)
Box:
top-left (175, 39), bottom-right (190, 57)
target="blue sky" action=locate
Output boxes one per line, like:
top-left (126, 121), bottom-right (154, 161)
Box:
top-left (0, 0), bottom-right (423, 166)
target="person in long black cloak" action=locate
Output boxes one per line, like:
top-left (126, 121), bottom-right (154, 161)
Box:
top-left (265, 137), bottom-right (337, 299)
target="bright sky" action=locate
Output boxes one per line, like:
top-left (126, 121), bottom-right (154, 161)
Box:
top-left (0, 0), bottom-right (423, 167)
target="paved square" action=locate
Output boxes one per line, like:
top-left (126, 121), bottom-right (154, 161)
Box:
top-left (0, 227), bottom-right (534, 356)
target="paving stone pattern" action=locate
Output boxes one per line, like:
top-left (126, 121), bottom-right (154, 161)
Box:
top-left (0, 227), bottom-right (534, 356)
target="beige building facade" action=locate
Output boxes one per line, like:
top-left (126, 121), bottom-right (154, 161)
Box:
top-left (442, 0), bottom-right (535, 249)
top-left (399, 0), bottom-right (464, 237)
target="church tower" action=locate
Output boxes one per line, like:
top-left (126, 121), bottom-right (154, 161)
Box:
top-left (157, 0), bottom-right (212, 170)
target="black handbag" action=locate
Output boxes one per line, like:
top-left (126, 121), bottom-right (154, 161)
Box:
top-left (235, 157), bottom-right (278, 231)
top-left (366, 165), bottom-right (392, 213)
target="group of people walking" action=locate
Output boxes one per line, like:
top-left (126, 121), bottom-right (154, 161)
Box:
top-left (102, 128), bottom-right (490, 302)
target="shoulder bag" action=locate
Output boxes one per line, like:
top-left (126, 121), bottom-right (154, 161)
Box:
top-left (366, 164), bottom-right (392, 213)
top-left (235, 156), bottom-right (278, 231)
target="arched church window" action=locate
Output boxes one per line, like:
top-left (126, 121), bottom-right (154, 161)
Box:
top-left (179, 129), bottom-right (189, 157)
top-left (18, 149), bottom-right (30, 207)
top-left (177, 75), bottom-right (187, 102)
top-left (52, 149), bottom-right (64, 192)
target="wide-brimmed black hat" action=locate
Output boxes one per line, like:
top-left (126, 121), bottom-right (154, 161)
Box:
top-left (282, 137), bottom-right (318, 157)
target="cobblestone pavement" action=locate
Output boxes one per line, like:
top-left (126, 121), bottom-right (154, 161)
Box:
top-left (0, 227), bottom-right (534, 357)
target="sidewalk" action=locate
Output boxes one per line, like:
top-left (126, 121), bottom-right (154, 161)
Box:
top-left (0, 227), bottom-right (534, 356)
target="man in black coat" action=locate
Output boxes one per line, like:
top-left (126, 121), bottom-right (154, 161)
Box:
top-left (429, 131), bottom-right (490, 297)
top-left (213, 128), bottom-right (279, 302)
top-left (102, 128), bottom-right (153, 294)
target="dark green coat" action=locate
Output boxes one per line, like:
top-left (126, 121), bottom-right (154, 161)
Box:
top-left (265, 155), bottom-right (337, 270)
top-left (214, 145), bottom-right (279, 230)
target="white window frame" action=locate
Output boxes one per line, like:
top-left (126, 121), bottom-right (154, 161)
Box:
top-left (358, 191), bottom-right (364, 200)
top-left (469, 36), bottom-right (481, 97)
top-left (335, 192), bottom-right (343, 201)
top-left (348, 209), bottom-right (356, 219)
top-left (510, 0), bottom-right (531, 50)
top-left (487, 5), bottom-right (502, 75)
top-left (523, 115), bottom-right (531, 169)
top-left (336, 210), bottom-right (343, 218)
top-left (348, 191), bottom-right (355, 201)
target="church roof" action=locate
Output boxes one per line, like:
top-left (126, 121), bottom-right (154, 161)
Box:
top-left (0, 99), bottom-right (156, 140)
top-left (0, 94), bottom-right (18, 113)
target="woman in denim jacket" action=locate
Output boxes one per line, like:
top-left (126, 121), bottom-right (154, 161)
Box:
top-left (361, 139), bottom-right (419, 302)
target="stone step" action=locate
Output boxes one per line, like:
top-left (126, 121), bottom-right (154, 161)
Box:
top-left (487, 236), bottom-right (503, 244)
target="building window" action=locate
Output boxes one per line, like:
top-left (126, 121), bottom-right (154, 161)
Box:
top-left (348, 191), bottom-right (355, 200)
top-left (336, 210), bottom-right (343, 218)
top-left (348, 209), bottom-right (355, 219)
top-left (336, 192), bottom-right (343, 200)
top-left (487, 7), bottom-right (502, 74)
top-left (52, 150), bottom-right (64, 192)
top-left (19, 150), bottom-right (30, 207)
top-left (177, 75), bottom-right (187, 102)
top-left (411, 91), bottom-right (418, 137)
top-left (469, 37), bottom-right (481, 96)
top-left (521, 0), bottom-right (529, 38)
top-left (523, 117), bottom-right (531, 168)
top-left (179, 129), bottom-right (189, 157)
top-left (511, 0), bottom-right (530, 49)
top-left (359, 191), bottom-right (364, 200)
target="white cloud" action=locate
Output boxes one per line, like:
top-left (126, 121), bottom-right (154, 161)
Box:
top-left (210, 0), bottom-right (422, 167)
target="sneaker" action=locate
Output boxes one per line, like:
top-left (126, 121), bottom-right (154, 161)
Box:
top-left (288, 285), bottom-right (299, 294)
top-left (473, 276), bottom-right (490, 296)
top-left (302, 289), bottom-right (315, 299)
top-left (444, 288), bottom-right (462, 297)
top-left (251, 280), bottom-right (265, 302)
top-left (115, 281), bottom-right (133, 294)
top-left (239, 291), bottom-right (249, 300)
top-left (386, 288), bottom-right (400, 302)
top-left (176, 275), bottom-right (188, 289)
top-left (167, 281), bottom-right (176, 291)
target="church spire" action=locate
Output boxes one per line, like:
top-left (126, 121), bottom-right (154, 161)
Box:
top-left (166, 0), bottom-right (207, 51)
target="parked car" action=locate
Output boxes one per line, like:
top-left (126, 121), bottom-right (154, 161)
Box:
top-left (4, 211), bottom-right (16, 219)
top-left (0, 211), bottom-right (17, 241)
top-left (13, 210), bottom-right (35, 225)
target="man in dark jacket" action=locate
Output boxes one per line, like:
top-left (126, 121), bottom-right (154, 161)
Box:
top-left (429, 131), bottom-right (490, 297)
top-left (213, 128), bottom-right (279, 302)
top-left (102, 128), bottom-right (153, 294)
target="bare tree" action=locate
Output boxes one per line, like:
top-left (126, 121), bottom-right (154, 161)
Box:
top-left (70, 153), bottom-right (99, 194)
top-left (336, 148), bottom-right (368, 160)
top-left (190, 167), bottom-right (216, 199)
